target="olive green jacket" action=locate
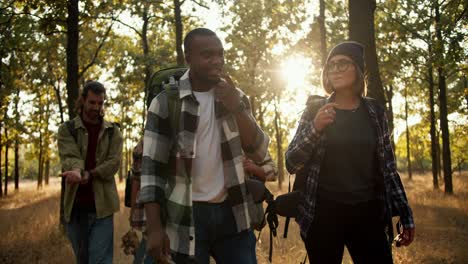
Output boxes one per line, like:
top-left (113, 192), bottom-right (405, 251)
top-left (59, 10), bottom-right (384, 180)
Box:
top-left (57, 116), bottom-right (123, 222)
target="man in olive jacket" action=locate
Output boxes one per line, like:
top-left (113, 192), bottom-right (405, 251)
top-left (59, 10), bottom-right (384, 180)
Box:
top-left (57, 81), bottom-right (123, 264)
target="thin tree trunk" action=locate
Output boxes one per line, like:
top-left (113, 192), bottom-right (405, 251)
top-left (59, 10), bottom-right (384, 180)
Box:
top-left (53, 82), bottom-right (65, 123)
top-left (14, 87), bottom-right (19, 190)
top-left (318, 0), bottom-right (327, 66)
top-left (120, 106), bottom-right (126, 182)
top-left (4, 125), bottom-right (8, 196)
top-left (141, 3), bottom-right (152, 131)
top-left (405, 86), bottom-right (412, 179)
top-left (0, 121), bottom-right (3, 197)
top-left (66, 0), bottom-right (80, 119)
top-left (428, 60), bottom-right (438, 189)
top-left (0, 144), bottom-right (2, 198)
top-left (14, 134), bottom-right (19, 190)
top-left (174, 0), bottom-right (185, 66)
top-left (274, 97), bottom-right (284, 188)
top-left (435, 1), bottom-right (452, 194)
top-left (436, 130), bottom-right (442, 179)
top-left (45, 158), bottom-right (50, 185)
top-left (438, 67), bottom-right (452, 193)
top-left (38, 130), bottom-right (43, 189)
top-left (44, 94), bottom-right (50, 186)
top-left (258, 104), bottom-right (265, 130)
top-left (384, 84), bottom-right (395, 149)
top-left (348, 0), bottom-right (386, 106)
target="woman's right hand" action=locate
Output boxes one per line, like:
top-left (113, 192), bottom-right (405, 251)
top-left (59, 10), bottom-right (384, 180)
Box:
top-left (313, 103), bottom-right (338, 133)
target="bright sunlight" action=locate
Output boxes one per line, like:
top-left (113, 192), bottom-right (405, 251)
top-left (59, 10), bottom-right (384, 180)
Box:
top-left (280, 54), bottom-right (313, 93)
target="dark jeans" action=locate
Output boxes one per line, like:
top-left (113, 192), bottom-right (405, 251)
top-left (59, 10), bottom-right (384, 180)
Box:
top-left (302, 197), bottom-right (392, 264)
top-left (192, 200), bottom-right (257, 264)
top-left (66, 208), bottom-right (114, 264)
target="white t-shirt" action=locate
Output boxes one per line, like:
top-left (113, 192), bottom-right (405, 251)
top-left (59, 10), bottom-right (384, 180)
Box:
top-left (191, 89), bottom-right (227, 202)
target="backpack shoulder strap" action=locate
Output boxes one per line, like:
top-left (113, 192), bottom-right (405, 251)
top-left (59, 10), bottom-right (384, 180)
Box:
top-left (65, 120), bottom-right (78, 143)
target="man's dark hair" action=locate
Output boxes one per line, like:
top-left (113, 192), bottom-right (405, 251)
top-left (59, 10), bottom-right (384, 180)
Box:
top-left (82, 80), bottom-right (106, 97)
top-left (183, 28), bottom-right (217, 54)
top-left (74, 80), bottom-right (106, 115)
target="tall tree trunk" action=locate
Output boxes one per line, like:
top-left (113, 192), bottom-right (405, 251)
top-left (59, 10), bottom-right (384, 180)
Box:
top-left (14, 87), bottom-right (19, 190)
top-left (173, 0), bottom-right (185, 66)
top-left (38, 130), bottom-right (43, 189)
top-left (0, 144), bottom-right (2, 198)
top-left (436, 130), bottom-right (442, 179)
top-left (464, 75), bottom-right (468, 110)
top-left (45, 158), bottom-right (50, 185)
top-left (384, 84), bottom-right (395, 149)
top-left (45, 94), bottom-right (51, 185)
top-left (258, 104), bottom-right (266, 130)
top-left (0, 121), bottom-right (2, 197)
top-left (14, 134), bottom-right (19, 190)
top-left (437, 67), bottom-right (452, 193)
top-left (141, 3), bottom-right (153, 132)
top-left (4, 125), bottom-right (8, 196)
top-left (318, 0), bottom-right (327, 66)
top-left (435, 1), bottom-right (452, 194)
top-left (273, 97), bottom-right (284, 188)
top-left (404, 86), bottom-right (412, 179)
top-left (428, 61), bottom-right (438, 189)
top-left (119, 106), bottom-right (125, 181)
top-left (348, 0), bottom-right (386, 106)
top-left (66, 0), bottom-right (79, 119)
top-left (53, 82), bottom-right (65, 123)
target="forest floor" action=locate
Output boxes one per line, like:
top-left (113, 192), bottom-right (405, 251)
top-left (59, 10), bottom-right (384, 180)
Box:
top-left (0, 172), bottom-right (467, 264)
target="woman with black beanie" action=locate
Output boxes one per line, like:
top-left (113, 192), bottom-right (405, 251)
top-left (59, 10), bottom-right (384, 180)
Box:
top-left (286, 41), bottom-right (415, 263)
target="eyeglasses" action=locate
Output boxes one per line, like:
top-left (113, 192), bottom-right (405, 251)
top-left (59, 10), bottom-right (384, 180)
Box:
top-left (326, 59), bottom-right (354, 73)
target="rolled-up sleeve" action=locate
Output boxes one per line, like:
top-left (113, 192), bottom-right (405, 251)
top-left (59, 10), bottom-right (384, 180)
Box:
top-left (258, 151), bottom-right (278, 181)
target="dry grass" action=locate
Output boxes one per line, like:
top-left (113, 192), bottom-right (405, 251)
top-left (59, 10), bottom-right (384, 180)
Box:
top-left (0, 172), bottom-right (467, 264)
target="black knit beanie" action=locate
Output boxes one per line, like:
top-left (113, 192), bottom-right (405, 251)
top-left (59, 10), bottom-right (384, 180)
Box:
top-left (326, 41), bottom-right (365, 72)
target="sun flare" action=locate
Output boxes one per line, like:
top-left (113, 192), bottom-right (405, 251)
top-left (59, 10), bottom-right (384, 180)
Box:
top-left (280, 55), bottom-right (313, 93)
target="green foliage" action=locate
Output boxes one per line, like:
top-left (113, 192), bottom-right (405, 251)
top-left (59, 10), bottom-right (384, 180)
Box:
top-left (0, 0), bottom-right (466, 183)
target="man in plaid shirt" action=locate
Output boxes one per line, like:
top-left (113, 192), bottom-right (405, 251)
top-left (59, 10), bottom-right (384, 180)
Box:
top-left (138, 28), bottom-right (269, 264)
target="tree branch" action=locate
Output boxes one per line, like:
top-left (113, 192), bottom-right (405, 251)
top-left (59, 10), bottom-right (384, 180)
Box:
top-left (78, 22), bottom-right (114, 78)
top-left (111, 17), bottom-right (143, 37)
top-left (191, 0), bottom-right (209, 9)
top-left (376, 6), bottom-right (430, 44)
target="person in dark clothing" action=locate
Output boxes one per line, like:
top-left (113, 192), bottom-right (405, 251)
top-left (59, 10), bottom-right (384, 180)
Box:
top-left (286, 41), bottom-right (415, 264)
top-left (58, 80), bottom-right (123, 264)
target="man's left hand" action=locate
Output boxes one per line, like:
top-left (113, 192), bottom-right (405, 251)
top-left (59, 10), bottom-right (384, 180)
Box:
top-left (214, 74), bottom-right (241, 113)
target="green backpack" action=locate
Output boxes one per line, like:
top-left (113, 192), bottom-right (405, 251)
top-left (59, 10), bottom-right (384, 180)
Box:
top-left (124, 67), bottom-right (188, 208)
top-left (146, 66), bottom-right (188, 132)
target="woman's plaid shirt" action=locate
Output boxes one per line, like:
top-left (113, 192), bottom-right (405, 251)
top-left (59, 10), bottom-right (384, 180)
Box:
top-left (138, 71), bottom-right (269, 258)
top-left (286, 94), bottom-right (415, 238)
